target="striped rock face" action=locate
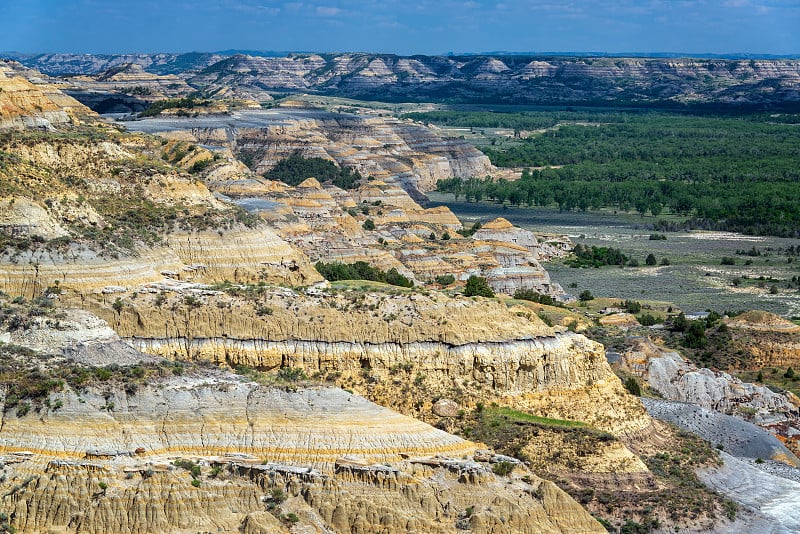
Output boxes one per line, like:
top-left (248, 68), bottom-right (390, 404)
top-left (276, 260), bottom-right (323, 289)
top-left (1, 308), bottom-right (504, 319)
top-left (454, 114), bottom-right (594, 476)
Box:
top-left (0, 359), bottom-right (604, 534)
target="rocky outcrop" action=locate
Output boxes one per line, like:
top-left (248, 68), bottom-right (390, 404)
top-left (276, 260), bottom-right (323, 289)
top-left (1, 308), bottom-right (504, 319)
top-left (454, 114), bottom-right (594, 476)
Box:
top-left (619, 338), bottom-right (798, 420)
top-left (0, 312), bottom-right (604, 534)
top-left (0, 66), bottom-right (90, 130)
top-left (122, 109), bottom-right (493, 194)
top-left (473, 217), bottom-right (539, 256)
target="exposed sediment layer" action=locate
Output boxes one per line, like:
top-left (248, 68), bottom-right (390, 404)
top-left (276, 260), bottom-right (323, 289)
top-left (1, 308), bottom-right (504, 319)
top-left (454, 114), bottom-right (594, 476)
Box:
top-left (0, 382), bottom-right (475, 467)
top-left (122, 109), bottom-right (492, 194)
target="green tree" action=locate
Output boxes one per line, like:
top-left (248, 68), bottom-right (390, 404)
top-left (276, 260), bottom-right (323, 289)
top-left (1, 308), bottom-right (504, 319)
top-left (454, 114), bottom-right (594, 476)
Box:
top-left (645, 253), bottom-right (657, 266)
top-left (464, 276), bottom-right (494, 298)
top-left (578, 290), bottom-right (594, 301)
top-left (623, 377), bottom-right (642, 396)
top-left (362, 219), bottom-right (375, 231)
top-left (671, 312), bottom-right (688, 332)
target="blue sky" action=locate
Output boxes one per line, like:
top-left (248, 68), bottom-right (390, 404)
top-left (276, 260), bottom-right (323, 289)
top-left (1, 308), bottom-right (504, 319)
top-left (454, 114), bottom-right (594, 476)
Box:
top-left (1, 0), bottom-right (798, 55)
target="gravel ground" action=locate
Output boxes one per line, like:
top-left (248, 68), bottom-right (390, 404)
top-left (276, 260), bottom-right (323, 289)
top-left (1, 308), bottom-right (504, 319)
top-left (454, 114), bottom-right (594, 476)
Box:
top-left (641, 398), bottom-right (799, 464)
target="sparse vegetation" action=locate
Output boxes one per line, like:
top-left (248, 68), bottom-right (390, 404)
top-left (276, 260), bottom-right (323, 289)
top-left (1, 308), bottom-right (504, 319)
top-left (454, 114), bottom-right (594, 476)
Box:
top-left (434, 274), bottom-right (456, 286)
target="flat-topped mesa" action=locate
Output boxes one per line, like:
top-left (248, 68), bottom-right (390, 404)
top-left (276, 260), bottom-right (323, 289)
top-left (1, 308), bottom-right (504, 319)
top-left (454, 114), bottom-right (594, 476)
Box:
top-left (473, 217), bottom-right (539, 256)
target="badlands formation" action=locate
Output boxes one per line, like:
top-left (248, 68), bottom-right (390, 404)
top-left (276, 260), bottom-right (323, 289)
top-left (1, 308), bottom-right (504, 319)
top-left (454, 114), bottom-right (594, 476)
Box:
top-left (0, 62), bottom-right (623, 534)
top-left (10, 52), bottom-right (800, 106)
top-left (0, 63), bottom-right (780, 533)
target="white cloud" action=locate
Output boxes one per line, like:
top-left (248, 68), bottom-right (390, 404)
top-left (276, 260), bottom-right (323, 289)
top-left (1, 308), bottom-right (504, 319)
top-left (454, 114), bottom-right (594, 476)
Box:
top-left (315, 5), bottom-right (342, 15)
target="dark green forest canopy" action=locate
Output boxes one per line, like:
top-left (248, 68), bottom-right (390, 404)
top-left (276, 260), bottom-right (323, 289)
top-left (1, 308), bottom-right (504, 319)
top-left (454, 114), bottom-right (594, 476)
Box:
top-left (425, 110), bottom-right (800, 237)
top-left (262, 153), bottom-right (362, 189)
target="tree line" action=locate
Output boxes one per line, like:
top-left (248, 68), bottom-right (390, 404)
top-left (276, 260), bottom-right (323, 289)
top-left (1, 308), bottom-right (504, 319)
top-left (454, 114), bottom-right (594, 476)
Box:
top-left (433, 111), bottom-right (800, 237)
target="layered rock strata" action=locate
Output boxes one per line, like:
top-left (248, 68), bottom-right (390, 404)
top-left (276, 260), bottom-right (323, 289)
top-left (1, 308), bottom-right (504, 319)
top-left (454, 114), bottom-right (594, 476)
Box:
top-left (0, 66), bottom-right (90, 130)
top-left (89, 288), bottom-right (650, 437)
top-left (0, 312), bottom-right (604, 533)
top-left (122, 109), bottom-right (492, 194)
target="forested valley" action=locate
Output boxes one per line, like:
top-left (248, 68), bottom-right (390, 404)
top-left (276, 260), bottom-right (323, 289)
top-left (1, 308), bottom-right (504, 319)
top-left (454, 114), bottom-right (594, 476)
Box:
top-left (420, 110), bottom-right (800, 237)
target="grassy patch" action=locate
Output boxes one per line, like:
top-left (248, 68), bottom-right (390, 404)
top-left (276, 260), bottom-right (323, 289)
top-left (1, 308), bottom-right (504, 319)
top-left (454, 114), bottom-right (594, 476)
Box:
top-left (487, 406), bottom-right (587, 428)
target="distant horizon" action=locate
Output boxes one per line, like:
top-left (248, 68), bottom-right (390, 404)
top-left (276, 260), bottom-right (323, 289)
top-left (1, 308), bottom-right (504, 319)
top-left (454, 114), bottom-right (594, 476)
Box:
top-left (4, 50), bottom-right (800, 61)
top-left (1, 1), bottom-right (798, 57)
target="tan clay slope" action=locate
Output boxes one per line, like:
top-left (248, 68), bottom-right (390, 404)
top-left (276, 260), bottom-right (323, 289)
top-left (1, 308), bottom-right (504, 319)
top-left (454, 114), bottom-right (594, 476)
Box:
top-left (0, 65), bottom-right (92, 129)
top-left (89, 288), bottom-right (650, 437)
top-left (0, 75), bottom-right (321, 295)
top-left (0, 312), bottom-right (604, 534)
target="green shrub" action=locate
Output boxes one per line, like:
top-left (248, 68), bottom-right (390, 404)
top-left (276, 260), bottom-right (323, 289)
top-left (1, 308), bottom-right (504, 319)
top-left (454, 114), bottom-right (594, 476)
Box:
top-left (262, 153), bottom-right (362, 189)
top-left (277, 367), bottom-right (307, 382)
top-left (435, 274), bottom-right (456, 286)
top-left (314, 261), bottom-right (412, 288)
top-left (188, 158), bottom-right (212, 174)
top-left (637, 313), bottom-right (659, 326)
top-left (464, 276), bottom-right (494, 298)
top-left (623, 377), bottom-right (642, 396)
top-left (491, 461), bottom-right (515, 476)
